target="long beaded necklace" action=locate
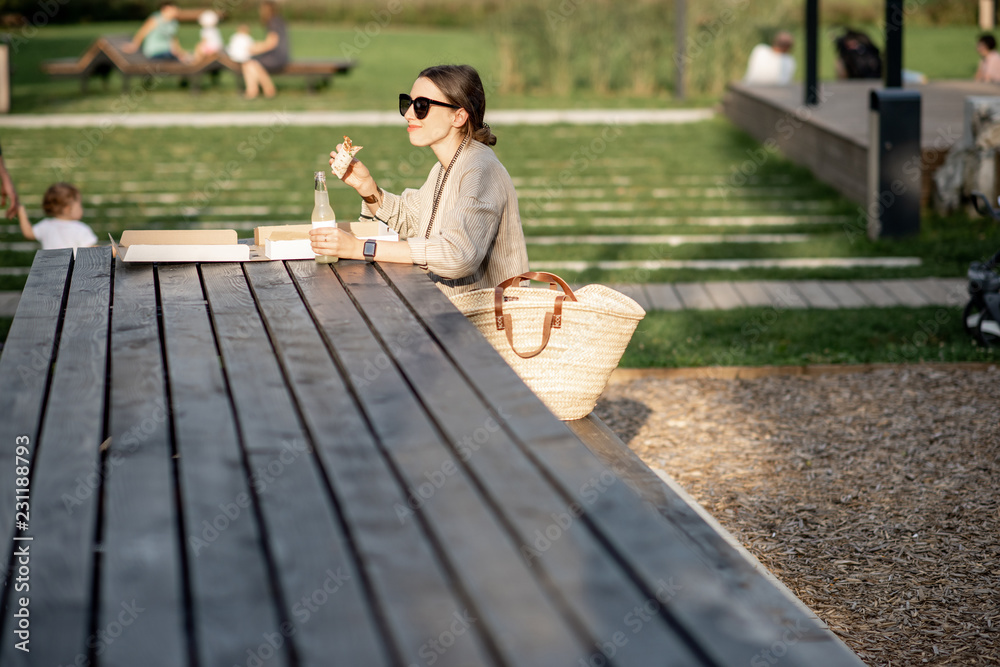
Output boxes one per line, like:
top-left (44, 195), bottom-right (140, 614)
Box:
top-left (425, 136), bottom-right (469, 239)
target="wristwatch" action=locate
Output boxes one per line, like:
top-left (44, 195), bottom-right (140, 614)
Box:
top-left (363, 239), bottom-right (377, 262)
top-left (361, 187), bottom-right (381, 205)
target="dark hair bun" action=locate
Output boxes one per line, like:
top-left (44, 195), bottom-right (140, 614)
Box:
top-left (473, 125), bottom-right (497, 146)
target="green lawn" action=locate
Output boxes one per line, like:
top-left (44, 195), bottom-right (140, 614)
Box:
top-left (3, 119), bottom-right (998, 292)
top-left (622, 307), bottom-right (998, 367)
top-left (4, 21), bottom-right (702, 113)
top-left (2, 21), bottom-right (991, 113)
top-left (3, 21), bottom-right (998, 365)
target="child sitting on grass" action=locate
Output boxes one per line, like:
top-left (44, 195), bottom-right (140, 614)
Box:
top-left (18, 182), bottom-right (97, 254)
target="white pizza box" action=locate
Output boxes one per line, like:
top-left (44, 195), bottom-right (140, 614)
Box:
top-left (262, 220), bottom-right (399, 260)
top-left (111, 229), bottom-right (250, 262)
top-left (264, 235), bottom-right (312, 260)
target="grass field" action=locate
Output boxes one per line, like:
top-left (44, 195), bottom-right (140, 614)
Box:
top-left (2, 21), bottom-right (992, 113)
top-left (4, 21), bottom-right (699, 113)
top-left (623, 307), bottom-right (998, 367)
top-left (3, 119), bottom-right (997, 293)
top-left (2, 20), bottom-right (999, 365)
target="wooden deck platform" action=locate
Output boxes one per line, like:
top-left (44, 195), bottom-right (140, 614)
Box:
top-left (722, 80), bottom-right (1000, 207)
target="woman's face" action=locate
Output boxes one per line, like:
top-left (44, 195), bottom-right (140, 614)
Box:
top-left (404, 77), bottom-right (464, 148)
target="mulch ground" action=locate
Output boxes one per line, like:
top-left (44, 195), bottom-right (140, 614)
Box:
top-left (596, 365), bottom-right (1000, 666)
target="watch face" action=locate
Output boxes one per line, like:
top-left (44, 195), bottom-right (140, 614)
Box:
top-left (364, 240), bottom-right (376, 259)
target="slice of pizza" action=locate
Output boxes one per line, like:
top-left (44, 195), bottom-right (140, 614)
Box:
top-left (331, 135), bottom-right (363, 179)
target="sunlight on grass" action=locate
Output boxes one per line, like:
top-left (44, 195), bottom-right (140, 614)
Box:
top-left (623, 307), bottom-right (998, 367)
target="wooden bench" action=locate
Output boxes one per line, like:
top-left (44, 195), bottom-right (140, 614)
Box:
top-left (42, 35), bottom-right (355, 94)
top-left (41, 35), bottom-right (236, 93)
top-left (0, 246), bottom-right (865, 666)
top-left (228, 59), bottom-right (356, 94)
top-left (270, 59), bottom-right (355, 93)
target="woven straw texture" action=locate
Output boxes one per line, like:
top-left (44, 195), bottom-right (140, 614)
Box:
top-left (451, 284), bottom-right (645, 420)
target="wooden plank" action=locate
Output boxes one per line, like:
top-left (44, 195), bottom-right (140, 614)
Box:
top-left (298, 260), bottom-right (589, 666)
top-left (879, 279), bottom-right (931, 307)
top-left (732, 281), bottom-right (773, 307)
top-left (759, 281), bottom-right (808, 308)
top-left (200, 262), bottom-right (387, 667)
top-left (819, 281), bottom-right (869, 308)
top-left (674, 282), bottom-right (716, 309)
top-left (849, 280), bottom-right (898, 306)
top-left (252, 260), bottom-right (493, 667)
top-left (101, 260), bottom-right (186, 666)
top-left (567, 414), bottom-right (837, 628)
top-left (792, 280), bottom-right (840, 309)
top-left (644, 283), bottom-right (684, 310)
top-left (339, 262), bottom-right (705, 665)
top-left (0, 247), bottom-right (111, 666)
top-left (380, 262), bottom-right (866, 667)
top-left (158, 263), bottom-right (289, 667)
top-left (703, 281), bottom-right (745, 309)
top-left (0, 250), bottom-right (72, 595)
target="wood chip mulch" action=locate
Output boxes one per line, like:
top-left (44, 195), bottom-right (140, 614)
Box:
top-left (596, 366), bottom-right (1000, 666)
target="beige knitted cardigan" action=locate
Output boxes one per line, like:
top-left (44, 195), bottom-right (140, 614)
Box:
top-left (361, 139), bottom-right (530, 296)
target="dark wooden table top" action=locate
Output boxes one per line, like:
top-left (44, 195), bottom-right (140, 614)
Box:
top-left (0, 247), bottom-right (864, 667)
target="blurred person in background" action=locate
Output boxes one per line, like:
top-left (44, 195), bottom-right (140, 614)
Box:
top-left (0, 138), bottom-right (19, 219)
top-left (976, 34), bottom-right (1000, 83)
top-left (834, 28), bottom-right (881, 79)
top-left (123, 2), bottom-right (189, 61)
top-left (241, 1), bottom-right (289, 99)
top-left (743, 31), bottom-right (796, 85)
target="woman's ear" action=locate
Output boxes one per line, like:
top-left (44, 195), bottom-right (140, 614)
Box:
top-left (452, 108), bottom-right (469, 129)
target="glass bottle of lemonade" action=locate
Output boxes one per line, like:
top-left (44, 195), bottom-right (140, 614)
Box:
top-left (311, 171), bottom-right (337, 264)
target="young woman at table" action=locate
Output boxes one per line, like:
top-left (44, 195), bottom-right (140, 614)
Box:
top-left (310, 64), bottom-right (530, 296)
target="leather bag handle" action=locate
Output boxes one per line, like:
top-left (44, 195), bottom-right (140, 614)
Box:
top-left (493, 272), bottom-right (577, 359)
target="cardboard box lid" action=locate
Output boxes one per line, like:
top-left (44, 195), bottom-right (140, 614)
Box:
top-left (255, 224), bottom-right (311, 246)
top-left (254, 221), bottom-right (398, 244)
top-left (113, 229), bottom-right (250, 263)
top-left (120, 229), bottom-right (238, 246)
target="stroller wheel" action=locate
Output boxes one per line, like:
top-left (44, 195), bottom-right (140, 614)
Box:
top-left (963, 300), bottom-right (985, 343)
top-left (978, 312), bottom-right (1000, 347)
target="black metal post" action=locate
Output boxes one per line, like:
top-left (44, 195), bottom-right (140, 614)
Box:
top-left (885, 0), bottom-right (903, 88)
top-left (868, 90), bottom-right (921, 238)
top-left (674, 0), bottom-right (686, 101)
top-left (805, 0), bottom-right (818, 105)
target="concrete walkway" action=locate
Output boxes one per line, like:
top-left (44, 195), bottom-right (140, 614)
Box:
top-left (0, 277), bottom-right (967, 318)
top-left (0, 108), bottom-right (715, 129)
top-left (608, 278), bottom-right (966, 312)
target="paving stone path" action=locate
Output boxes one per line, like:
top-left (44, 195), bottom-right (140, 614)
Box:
top-left (0, 277), bottom-right (967, 318)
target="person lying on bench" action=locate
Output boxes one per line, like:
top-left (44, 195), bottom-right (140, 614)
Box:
top-left (123, 1), bottom-right (189, 61)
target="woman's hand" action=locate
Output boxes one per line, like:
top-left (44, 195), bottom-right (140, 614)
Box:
top-left (330, 143), bottom-right (376, 195)
top-left (310, 227), bottom-right (362, 261)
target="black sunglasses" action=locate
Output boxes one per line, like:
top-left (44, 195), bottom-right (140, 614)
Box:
top-left (399, 94), bottom-right (460, 120)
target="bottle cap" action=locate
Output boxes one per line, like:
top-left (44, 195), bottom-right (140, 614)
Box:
top-left (314, 171), bottom-right (326, 180)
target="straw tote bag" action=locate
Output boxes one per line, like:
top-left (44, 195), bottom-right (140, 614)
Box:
top-left (450, 272), bottom-right (646, 420)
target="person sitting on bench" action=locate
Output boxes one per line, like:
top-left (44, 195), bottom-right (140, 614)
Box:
top-left (242, 1), bottom-right (289, 99)
top-left (123, 1), bottom-right (189, 61)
